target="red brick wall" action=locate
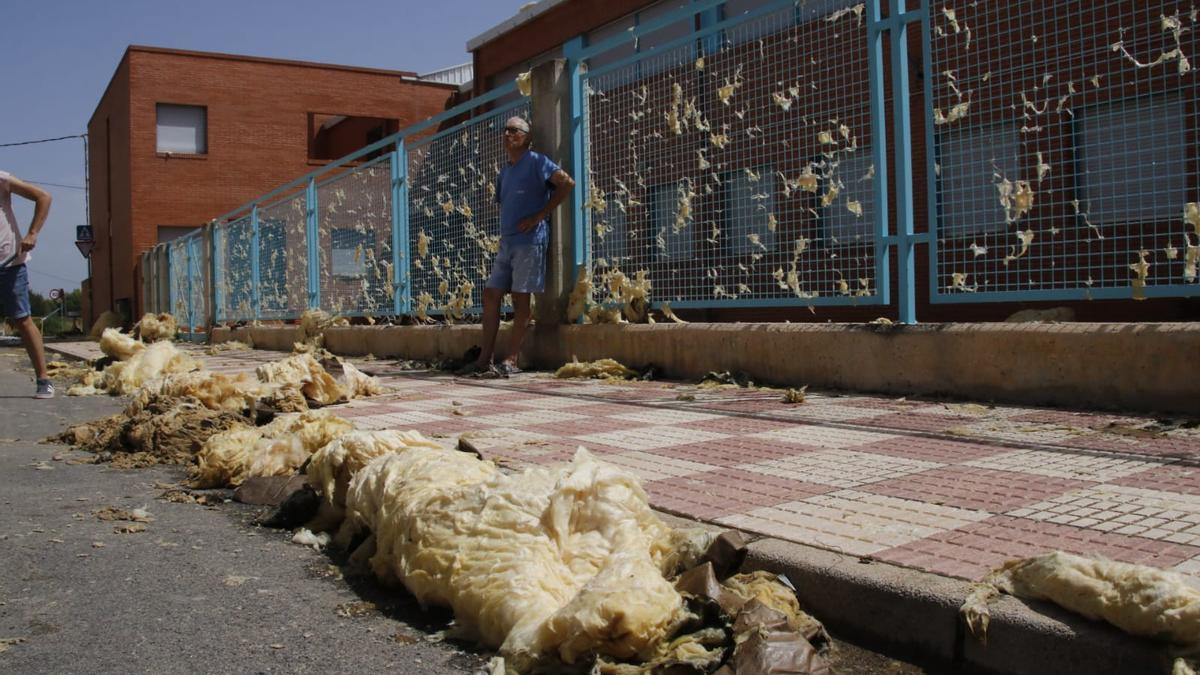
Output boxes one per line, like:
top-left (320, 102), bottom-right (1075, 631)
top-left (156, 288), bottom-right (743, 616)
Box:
top-left (86, 55), bottom-right (133, 328)
top-left (87, 46), bottom-right (457, 320)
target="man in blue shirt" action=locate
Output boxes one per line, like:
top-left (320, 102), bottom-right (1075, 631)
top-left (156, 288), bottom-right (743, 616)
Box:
top-left (461, 116), bottom-right (573, 376)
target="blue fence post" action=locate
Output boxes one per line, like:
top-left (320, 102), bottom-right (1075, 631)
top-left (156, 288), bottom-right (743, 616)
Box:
top-left (185, 237), bottom-right (196, 334)
top-left (921, 0), bottom-right (941, 306)
top-left (306, 177), bottom-right (320, 311)
top-left (392, 138), bottom-right (411, 316)
top-left (888, 0), bottom-right (920, 323)
top-left (211, 222), bottom-right (223, 324)
top-left (867, 0), bottom-right (892, 308)
top-left (564, 35), bottom-right (587, 290)
top-left (250, 205), bottom-right (261, 320)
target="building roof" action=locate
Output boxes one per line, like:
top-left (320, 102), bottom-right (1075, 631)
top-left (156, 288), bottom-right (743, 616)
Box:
top-left (465, 0), bottom-right (572, 51)
top-left (125, 45), bottom-right (422, 78)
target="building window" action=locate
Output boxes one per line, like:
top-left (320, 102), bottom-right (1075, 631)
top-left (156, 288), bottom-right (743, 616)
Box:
top-left (157, 225), bottom-right (200, 243)
top-left (331, 227), bottom-right (374, 277)
top-left (723, 167), bottom-right (776, 254)
top-left (651, 181), bottom-right (695, 260)
top-left (937, 122), bottom-right (1021, 237)
top-left (821, 152), bottom-right (874, 245)
top-left (156, 104), bottom-right (207, 154)
top-left (309, 114), bottom-right (399, 161)
top-left (1077, 95), bottom-right (1188, 226)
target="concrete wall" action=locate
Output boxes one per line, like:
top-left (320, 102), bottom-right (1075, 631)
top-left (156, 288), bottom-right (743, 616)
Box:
top-left (212, 321), bottom-right (1200, 415)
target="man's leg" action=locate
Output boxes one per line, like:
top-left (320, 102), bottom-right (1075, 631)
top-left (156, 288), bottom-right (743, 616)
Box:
top-left (501, 293), bottom-right (531, 368)
top-left (14, 316), bottom-right (48, 380)
top-left (475, 286), bottom-right (505, 367)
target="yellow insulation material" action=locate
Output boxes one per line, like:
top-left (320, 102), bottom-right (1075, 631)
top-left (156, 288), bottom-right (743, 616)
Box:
top-left (98, 328), bottom-right (145, 361)
top-left (132, 371), bottom-right (263, 413)
top-left (340, 447), bottom-right (684, 669)
top-left (133, 313), bottom-right (178, 342)
top-left (191, 410), bottom-right (353, 488)
top-left (554, 358), bottom-right (638, 380)
top-left (256, 353), bottom-right (345, 406)
top-left (306, 429), bottom-right (442, 525)
top-left (335, 360), bottom-right (386, 398)
top-left (962, 551), bottom-right (1200, 646)
top-left (100, 341), bottom-right (202, 396)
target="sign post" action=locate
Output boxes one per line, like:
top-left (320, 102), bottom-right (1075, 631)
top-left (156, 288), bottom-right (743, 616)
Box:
top-left (75, 225), bottom-right (94, 258)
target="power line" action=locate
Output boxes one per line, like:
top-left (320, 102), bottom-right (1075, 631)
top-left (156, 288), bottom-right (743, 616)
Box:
top-left (26, 268), bottom-right (83, 284)
top-left (0, 134), bottom-right (86, 148)
top-left (25, 180), bottom-right (86, 191)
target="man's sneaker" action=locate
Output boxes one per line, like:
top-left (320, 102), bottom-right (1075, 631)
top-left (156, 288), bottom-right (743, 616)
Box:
top-left (35, 379), bottom-right (54, 399)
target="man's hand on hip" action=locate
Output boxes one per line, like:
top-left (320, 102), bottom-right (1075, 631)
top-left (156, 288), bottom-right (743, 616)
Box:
top-left (517, 214), bottom-right (543, 233)
top-left (19, 233), bottom-right (38, 253)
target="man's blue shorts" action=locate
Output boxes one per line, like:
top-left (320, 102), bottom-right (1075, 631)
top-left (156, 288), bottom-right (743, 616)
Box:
top-left (486, 239), bottom-right (546, 294)
top-left (0, 264), bottom-right (31, 320)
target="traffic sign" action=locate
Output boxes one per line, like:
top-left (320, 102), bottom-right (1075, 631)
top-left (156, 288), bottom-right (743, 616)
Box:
top-left (76, 225), bottom-right (94, 242)
top-left (76, 240), bottom-right (94, 258)
top-left (48, 288), bottom-right (63, 301)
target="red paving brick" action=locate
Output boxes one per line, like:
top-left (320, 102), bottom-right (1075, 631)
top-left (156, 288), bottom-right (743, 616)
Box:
top-left (860, 466), bottom-right (1098, 512)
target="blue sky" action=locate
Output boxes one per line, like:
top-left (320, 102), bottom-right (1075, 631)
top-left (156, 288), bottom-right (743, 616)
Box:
top-left (2, 0), bottom-right (525, 294)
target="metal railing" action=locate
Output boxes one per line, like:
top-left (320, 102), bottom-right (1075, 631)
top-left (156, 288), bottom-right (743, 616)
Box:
top-left (148, 0), bottom-right (1199, 331)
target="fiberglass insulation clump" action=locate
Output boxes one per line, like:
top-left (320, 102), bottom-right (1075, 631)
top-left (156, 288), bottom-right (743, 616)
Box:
top-left (190, 410), bottom-right (354, 488)
top-left (962, 551), bottom-right (1200, 646)
top-left (332, 446), bottom-right (686, 670)
top-left (133, 312), bottom-right (178, 342)
top-left (305, 429), bottom-right (443, 529)
top-left (254, 353), bottom-right (384, 406)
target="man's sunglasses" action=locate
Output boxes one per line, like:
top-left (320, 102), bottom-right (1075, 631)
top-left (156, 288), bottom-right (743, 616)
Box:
top-left (504, 127), bottom-right (527, 134)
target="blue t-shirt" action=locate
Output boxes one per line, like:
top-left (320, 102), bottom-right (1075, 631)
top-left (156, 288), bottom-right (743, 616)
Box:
top-left (496, 150), bottom-right (559, 246)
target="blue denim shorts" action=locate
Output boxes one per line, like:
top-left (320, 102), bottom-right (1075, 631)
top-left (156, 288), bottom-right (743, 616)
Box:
top-left (486, 240), bottom-right (546, 294)
top-left (0, 264), bottom-right (31, 320)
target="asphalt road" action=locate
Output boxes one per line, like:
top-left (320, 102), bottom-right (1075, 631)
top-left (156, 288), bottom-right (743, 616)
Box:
top-left (0, 346), bottom-right (922, 674)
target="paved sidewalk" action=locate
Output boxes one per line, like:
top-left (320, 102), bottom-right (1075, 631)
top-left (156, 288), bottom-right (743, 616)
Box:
top-left (51, 341), bottom-right (1200, 587)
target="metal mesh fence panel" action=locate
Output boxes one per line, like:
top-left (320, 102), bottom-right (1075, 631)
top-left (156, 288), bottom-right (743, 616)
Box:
top-left (316, 155), bottom-right (395, 317)
top-left (219, 216), bottom-right (254, 322)
top-left (168, 237), bottom-right (192, 330)
top-left (187, 233), bottom-right (210, 331)
top-left (257, 191), bottom-right (311, 319)
top-left (406, 102), bottom-right (530, 320)
top-left (928, 0), bottom-right (1200, 301)
top-left (581, 1), bottom-right (881, 309)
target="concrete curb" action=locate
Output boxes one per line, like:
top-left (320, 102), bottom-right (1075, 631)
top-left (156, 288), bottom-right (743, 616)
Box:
top-left (742, 536), bottom-right (1177, 674)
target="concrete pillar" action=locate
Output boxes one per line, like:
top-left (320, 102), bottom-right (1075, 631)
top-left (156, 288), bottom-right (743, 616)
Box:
top-left (529, 57), bottom-right (576, 327)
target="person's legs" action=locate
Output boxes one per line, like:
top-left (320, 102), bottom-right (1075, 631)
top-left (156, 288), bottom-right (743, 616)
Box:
top-left (502, 292), bottom-right (531, 368)
top-left (1, 265), bottom-right (50, 396)
top-left (14, 315), bottom-right (48, 380)
top-left (475, 286), bottom-right (505, 367)
top-left (500, 242), bottom-right (546, 369)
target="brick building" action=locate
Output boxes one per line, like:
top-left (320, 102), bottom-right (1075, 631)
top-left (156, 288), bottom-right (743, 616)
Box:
top-left (466, 0), bottom-right (1199, 322)
top-left (86, 45), bottom-right (459, 325)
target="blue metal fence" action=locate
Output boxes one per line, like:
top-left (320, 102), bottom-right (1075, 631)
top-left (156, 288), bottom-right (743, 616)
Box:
top-left (155, 0), bottom-right (1199, 331)
top-left (578, 0), bottom-right (885, 311)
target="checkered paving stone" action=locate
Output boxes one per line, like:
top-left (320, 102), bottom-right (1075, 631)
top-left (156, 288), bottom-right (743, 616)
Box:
top-left (861, 466), bottom-right (1098, 513)
top-left (853, 436), bottom-right (1006, 464)
top-left (749, 425), bottom-right (900, 450)
top-left (652, 437), bottom-right (824, 468)
top-left (855, 411), bottom-right (984, 434)
top-left (738, 449), bottom-right (944, 489)
top-left (964, 449), bottom-right (1159, 482)
top-left (876, 515), bottom-right (1200, 581)
top-left (718, 490), bottom-right (994, 557)
top-left (1113, 464), bottom-right (1200, 496)
top-left (45, 342), bottom-right (1200, 585)
top-left (1006, 484), bottom-right (1200, 544)
top-left (574, 426), bottom-right (730, 452)
top-left (647, 469), bottom-right (831, 521)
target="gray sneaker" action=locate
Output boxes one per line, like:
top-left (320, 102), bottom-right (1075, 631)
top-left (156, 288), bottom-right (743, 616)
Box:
top-left (35, 379), bottom-right (54, 399)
